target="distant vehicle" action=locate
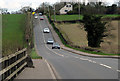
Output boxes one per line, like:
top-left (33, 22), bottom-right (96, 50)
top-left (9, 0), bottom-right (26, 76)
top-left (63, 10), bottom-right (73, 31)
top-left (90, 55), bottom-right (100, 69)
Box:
top-left (34, 16), bottom-right (38, 19)
top-left (40, 16), bottom-right (44, 20)
top-left (43, 28), bottom-right (50, 33)
top-left (39, 13), bottom-right (42, 16)
top-left (52, 42), bottom-right (60, 49)
top-left (34, 13), bottom-right (37, 16)
top-left (47, 38), bottom-right (54, 44)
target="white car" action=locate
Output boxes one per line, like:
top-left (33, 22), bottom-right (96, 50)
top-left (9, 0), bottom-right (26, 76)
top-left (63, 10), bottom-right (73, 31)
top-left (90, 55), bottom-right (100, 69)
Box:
top-left (47, 38), bottom-right (54, 44)
top-left (34, 16), bottom-right (38, 19)
top-left (43, 28), bottom-right (50, 33)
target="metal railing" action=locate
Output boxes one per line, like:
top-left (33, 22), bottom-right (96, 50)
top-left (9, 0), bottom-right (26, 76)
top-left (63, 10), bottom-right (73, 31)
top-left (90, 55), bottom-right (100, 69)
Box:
top-left (0, 48), bottom-right (27, 81)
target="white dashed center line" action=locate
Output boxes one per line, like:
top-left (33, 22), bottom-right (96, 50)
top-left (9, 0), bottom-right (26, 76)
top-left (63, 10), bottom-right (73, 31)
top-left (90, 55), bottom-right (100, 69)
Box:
top-left (100, 64), bottom-right (112, 69)
top-left (116, 70), bottom-right (120, 72)
top-left (79, 58), bottom-right (88, 60)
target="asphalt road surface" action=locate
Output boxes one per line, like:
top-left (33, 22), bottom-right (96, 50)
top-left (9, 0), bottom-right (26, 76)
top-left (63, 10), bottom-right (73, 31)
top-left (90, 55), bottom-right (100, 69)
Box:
top-left (33, 16), bottom-right (119, 80)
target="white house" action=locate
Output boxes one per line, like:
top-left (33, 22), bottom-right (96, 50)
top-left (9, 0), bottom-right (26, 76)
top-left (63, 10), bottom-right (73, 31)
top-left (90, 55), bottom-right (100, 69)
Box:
top-left (0, 11), bottom-right (1, 14)
top-left (60, 4), bottom-right (73, 14)
top-left (0, 8), bottom-right (2, 14)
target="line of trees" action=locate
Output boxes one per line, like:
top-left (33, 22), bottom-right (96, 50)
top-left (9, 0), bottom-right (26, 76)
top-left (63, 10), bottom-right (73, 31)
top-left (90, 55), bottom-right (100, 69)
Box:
top-left (35, 1), bottom-right (120, 16)
top-left (67, 2), bottom-right (120, 15)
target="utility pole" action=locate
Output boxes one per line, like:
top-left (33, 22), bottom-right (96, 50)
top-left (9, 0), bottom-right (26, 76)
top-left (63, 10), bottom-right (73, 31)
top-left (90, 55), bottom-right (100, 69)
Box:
top-left (78, 0), bottom-right (81, 20)
top-left (43, 2), bottom-right (45, 15)
top-left (54, 4), bottom-right (56, 22)
top-left (48, 5), bottom-right (50, 16)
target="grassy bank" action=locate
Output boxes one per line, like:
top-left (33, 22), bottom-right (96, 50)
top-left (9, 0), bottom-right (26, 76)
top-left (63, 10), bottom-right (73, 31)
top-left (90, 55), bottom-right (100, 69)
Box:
top-left (47, 15), bottom-right (120, 56)
top-left (2, 14), bottom-right (27, 56)
top-left (55, 21), bottom-right (119, 54)
top-left (51, 14), bottom-right (120, 21)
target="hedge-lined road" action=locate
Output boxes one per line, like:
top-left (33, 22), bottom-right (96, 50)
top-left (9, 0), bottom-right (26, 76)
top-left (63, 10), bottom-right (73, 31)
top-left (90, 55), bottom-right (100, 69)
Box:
top-left (33, 16), bottom-right (119, 79)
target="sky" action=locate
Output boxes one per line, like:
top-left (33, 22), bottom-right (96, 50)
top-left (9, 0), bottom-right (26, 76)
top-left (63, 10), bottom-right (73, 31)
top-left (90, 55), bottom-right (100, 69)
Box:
top-left (0, 0), bottom-right (118, 12)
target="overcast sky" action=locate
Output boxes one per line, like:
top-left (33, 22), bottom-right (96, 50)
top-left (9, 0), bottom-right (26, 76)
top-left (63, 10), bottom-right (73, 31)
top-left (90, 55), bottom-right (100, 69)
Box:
top-left (0, 0), bottom-right (118, 12)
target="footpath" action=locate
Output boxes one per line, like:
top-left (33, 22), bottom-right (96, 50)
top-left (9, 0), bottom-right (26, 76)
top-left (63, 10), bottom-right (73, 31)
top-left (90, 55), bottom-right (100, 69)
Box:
top-left (14, 59), bottom-right (55, 80)
top-left (44, 16), bottom-right (120, 59)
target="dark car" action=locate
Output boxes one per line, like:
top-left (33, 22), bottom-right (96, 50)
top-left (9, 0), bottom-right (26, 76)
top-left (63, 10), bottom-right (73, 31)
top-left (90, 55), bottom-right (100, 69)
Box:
top-left (52, 42), bottom-right (60, 49)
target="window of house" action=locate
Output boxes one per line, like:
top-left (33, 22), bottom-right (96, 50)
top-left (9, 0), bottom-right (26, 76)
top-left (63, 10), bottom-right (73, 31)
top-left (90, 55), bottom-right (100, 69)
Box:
top-left (66, 5), bottom-right (69, 7)
top-left (65, 10), bottom-right (68, 12)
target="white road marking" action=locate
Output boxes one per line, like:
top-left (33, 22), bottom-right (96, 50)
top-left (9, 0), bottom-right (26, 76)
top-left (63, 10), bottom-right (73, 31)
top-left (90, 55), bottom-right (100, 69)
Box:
top-left (100, 64), bottom-right (112, 69)
top-left (88, 60), bottom-right (93, 62)
top-left (91, 61), bottom-right (97, 63)
top-left (74, 56), bottom-right (79, 58)
top-left (45, 44), bottom-right (64, 57)
top-left (79, 58), bottom-right (88, 60)
top-left (44, 59), bottom-right (56, 79)
top-left (116, 70), bottom-right (120, 72)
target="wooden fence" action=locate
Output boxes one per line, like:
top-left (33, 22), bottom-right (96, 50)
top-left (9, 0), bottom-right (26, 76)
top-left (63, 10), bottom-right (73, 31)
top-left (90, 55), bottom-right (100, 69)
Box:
top-left (0, 48), bottom-right (27, 81)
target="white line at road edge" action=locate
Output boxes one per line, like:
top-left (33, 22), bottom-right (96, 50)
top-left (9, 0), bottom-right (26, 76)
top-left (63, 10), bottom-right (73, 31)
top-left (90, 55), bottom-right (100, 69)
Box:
top-left (44, 59), bottom-right (57, 79)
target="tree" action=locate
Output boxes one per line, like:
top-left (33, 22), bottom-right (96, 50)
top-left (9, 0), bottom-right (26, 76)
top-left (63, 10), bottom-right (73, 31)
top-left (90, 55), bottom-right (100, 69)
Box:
top-left (106, 4), bottom-right (117, 14)
top-left (0, 8), bottom-right (8, 14)
top-left (36, 2), bottom-right (51, 15)
top-left (83, 14), bottom-right (106, 47)
top-left (20, 6), bottom-right (33, 13)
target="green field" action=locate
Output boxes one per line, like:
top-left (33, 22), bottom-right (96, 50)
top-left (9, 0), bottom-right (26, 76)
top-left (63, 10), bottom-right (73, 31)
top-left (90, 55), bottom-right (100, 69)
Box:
top-left (51, 15), bottom-right (83, 21)
top-left (51, 14), bottom-right (120, 21)
top-left (2, 14), bottom-right (27, 56)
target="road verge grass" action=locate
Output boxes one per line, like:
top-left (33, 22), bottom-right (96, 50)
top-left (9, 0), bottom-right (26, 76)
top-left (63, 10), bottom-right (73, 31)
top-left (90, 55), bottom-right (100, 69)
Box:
top-left (30, 48), bottom-right (42, 59)
top-left (65, 44), bottom-right (120, 56)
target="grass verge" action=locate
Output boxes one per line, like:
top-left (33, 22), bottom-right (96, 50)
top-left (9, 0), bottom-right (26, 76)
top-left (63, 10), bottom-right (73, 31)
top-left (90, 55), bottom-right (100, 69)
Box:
top-left (30, 48), bottom-right (42, 59)
top-left (65, 44), bottom-right (120, 56)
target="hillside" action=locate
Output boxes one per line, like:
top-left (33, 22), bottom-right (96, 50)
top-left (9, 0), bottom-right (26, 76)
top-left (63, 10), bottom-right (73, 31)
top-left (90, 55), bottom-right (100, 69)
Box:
top-left (55, 20), bottom-right (119, 54)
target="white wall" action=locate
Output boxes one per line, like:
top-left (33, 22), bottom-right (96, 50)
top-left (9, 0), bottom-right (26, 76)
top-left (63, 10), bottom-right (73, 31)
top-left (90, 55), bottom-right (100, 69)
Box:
top-left (60, 4), bottom-right (73, 14)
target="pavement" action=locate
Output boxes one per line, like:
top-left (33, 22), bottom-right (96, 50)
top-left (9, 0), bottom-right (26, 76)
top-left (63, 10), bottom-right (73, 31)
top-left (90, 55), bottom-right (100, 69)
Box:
top-left (14, 59), bottom-right (56, 79)
top-left (44, 16), bottom-right (120, 59)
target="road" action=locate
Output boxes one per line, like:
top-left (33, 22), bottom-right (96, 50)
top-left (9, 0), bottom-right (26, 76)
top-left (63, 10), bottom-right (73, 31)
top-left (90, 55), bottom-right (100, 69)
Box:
top-left (33, 16), bottom-right (119, 80)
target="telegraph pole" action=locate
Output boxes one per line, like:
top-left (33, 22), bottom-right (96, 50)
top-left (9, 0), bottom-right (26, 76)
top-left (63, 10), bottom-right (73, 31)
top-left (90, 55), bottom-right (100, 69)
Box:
top-left (54, 4), bottom-right (56, 22)
top-left (78, 0), bottom-right (81, 20)
top-left (48, 5), bottom-right (50, 16)
top-left (43, 2), bottom-right (45, 15)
